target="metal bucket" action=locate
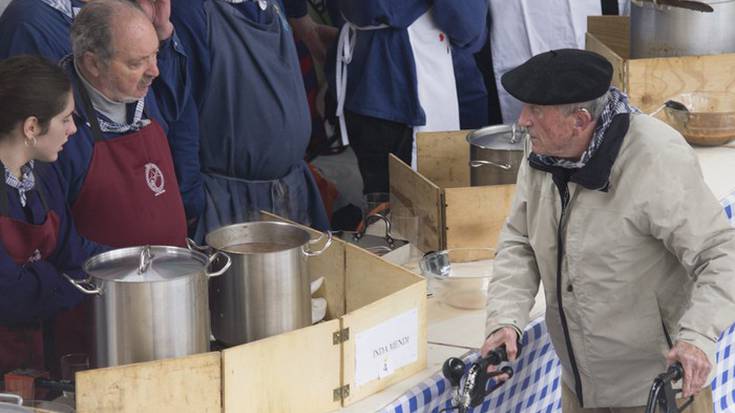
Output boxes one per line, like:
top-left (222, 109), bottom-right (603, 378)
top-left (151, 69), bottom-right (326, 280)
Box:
top-left (467, 125), bottom-right (524, 186)
top-left (64, 245), bottom-right (231, 367)
top-left (631, 0), bottom-right (735, 58)
top-left (201, 221), bottom-right (332, 346)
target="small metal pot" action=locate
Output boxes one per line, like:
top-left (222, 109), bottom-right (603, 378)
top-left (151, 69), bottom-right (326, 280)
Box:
top-left (191, 221), bottom-right (332, 346)
top-left (63, 245), bottom-right (231, 367)
top-left (467, 125), bottom-right (524, 186)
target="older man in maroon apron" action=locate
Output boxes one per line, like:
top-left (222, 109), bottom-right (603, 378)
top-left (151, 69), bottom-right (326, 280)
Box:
top-left (56, 0), bottom-right (187, 249)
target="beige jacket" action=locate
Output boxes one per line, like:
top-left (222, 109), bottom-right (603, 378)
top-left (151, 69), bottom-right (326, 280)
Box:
top-left (485, 114), bottom-right (735, 407)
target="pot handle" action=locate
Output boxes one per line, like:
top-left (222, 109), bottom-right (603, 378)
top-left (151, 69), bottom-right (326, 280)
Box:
top-left (63, 273), bottom-right (103, 295)
top-left (302, 231), bottom-right (333, 257)
top-left (469, 160), bottom-right (513, 170)
top-left (205, 251), bottom-right (232, 278)
top-left (0, 393), bottom-right (23, 405)
top-left (186, 237), bottom-right (212, 254)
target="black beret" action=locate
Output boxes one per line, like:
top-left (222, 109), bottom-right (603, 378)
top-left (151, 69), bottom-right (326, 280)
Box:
top-left (501, 49), bottom-right (613, 105)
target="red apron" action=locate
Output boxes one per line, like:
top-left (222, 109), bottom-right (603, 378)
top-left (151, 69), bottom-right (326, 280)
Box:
top-left (0, 176), bottom-right (83, 377)
top-left (70, 88), bottom-right (187, 248)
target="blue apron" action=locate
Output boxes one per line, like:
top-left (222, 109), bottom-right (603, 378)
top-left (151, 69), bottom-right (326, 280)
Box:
top-left (194, 0), bottom-right (329, 242)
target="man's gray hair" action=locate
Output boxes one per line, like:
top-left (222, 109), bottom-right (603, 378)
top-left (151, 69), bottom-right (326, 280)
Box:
top-left (559, 91), bottom-right (611, 120)
top-left (70, 0), bottom-right (145, 64)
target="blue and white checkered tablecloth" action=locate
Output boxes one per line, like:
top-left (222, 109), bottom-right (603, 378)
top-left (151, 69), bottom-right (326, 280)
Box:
top-left (380, 197), bottom-right (735, 413)
top-left (381, 318), bottom-right (735, 413)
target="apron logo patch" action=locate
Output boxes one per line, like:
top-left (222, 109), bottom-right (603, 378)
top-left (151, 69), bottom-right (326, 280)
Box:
top-left (27, 249), bottom-right (41, 263)
top-left (144, 163), bottom-right (166, 197)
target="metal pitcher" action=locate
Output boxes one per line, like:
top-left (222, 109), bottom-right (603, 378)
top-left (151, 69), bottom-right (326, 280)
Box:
top-left (194, 221), bottom-right (332, 346)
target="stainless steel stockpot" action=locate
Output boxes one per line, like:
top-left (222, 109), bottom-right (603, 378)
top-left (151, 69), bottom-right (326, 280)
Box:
top-left (467, 125), bottom-right (524, 187)
top-left (195, 221), bottom-right (332, 346)
top-left (64, 245), bottom-right (231, 367)
top-left (631, 0), bottom-right (735, 58)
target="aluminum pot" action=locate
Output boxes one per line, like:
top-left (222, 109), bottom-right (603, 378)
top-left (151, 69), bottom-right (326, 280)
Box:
top-left (467, 125), bottom-right (524, 187)
top-left (0, 393), bottom-right (73, 413)
top-left (193, 221), bottom-right (332, 346)
top-left (63, 245), bottom-right (231, 367)
top-left (631, 0), bottom-right (735, 58)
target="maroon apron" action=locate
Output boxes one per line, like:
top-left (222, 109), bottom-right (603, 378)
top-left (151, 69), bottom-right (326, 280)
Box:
top-left (70, 86), bottom-right (187, 248)
top-left (0, 175), bottom-right (61, 374)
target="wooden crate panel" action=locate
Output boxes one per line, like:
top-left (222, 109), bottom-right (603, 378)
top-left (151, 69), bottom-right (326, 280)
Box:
top-left (76, 352), bottom-right (221, 413)
top-left (222, 320), bottom-right (341, 413)
top-left (587, 16), bottom-right (629, 58)
top-left (627, 54), bottom-right (735, 113)
top-left (389, 154), bottom-right (443, 252)
top-left (341, 281), bottom-right (427, 405)
top-left (586, 15), bottom-right (735, 113)
top-left (344, 243), bottom-right (422, 313)
top-left (585, 32), bottom-right (627, 91)
top-left (444, 185), bottom-right (516, 249)
top-left (416, 130), bottom-right (471, 189)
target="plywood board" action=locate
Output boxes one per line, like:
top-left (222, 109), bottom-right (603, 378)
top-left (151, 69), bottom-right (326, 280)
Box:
top-left (627, 54), bottom-right (735, 113)
top-left (341, 281), bottom-right (427, 405)
top-left (76, 352), bottom-right (221, 413)
top-left (587, 16), bottom-right (629, 58)
top-left (585, 32), bottom-right (627, 91)
top-left (344, 243), bottom-right (423, 313)
top-left (415, 130), bottom-right (472, 188)
top-left (389, 154), bottom-right (444, 252)
top-left (222, 319), bottom-right (342, 413)
top-left (444, 185), bottom-right (516, 249)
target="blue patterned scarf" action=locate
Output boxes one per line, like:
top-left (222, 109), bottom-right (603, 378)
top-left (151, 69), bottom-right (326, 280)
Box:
top-left (535, 87), bottom-right (639, 169)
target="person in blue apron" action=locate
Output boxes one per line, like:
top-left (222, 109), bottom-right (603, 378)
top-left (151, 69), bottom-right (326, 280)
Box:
top-left (170, 0), bottom-right (329, 242)
top-left (57, 0), bottom-right (188, 249)
top-left (0, 55), bottom-right (105, 378)
top-left (0, 0), bottom-right (205, 224)
top-left (329, 0), bottom-right (487, 194)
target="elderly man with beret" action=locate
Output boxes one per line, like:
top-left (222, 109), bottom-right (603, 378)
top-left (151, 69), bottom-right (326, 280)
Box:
top-left (480, 49), bottom-right (735, 412)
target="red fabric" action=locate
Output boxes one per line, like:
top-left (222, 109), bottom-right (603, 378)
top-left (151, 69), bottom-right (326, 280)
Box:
top-left (0, 210), bottom-right (56, 373)
top-left (0, 211), bottom-right (59, 265)
top-left (71, 120), bottom-right (187, 248)
top-left (307, 163), bottom-right (338, 222)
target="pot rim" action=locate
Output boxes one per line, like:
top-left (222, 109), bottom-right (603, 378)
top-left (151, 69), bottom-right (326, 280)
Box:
top-left (205, 220), bottom-right (312, 254)
top-left (466, 125), bottom-right (524, 151)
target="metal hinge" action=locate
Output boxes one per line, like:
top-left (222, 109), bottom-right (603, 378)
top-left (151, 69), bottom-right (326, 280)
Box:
top-left (333, 384), bottom-right (350, 401)
top-left (332, 327), bottom-right (350, 344)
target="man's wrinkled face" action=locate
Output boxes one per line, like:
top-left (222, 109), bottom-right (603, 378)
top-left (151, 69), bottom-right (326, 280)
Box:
top-left (96, 14), bottom-right (159, 103)
top-left (517, 104), bottom-right (588, 159)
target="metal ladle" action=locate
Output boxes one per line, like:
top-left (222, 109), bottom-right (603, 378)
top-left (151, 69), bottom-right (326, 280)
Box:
top-left (650, 99), bottom-right (689, 117)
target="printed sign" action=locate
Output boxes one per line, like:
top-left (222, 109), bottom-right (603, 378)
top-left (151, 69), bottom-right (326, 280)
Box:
top-left (354, 308), bottom-right (418, 387)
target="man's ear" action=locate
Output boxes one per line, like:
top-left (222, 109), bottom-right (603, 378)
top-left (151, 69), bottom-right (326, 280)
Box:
top-left (81, 51), bottom-right (103, 79)
top-left (575, 108), bottom-right (593, 130)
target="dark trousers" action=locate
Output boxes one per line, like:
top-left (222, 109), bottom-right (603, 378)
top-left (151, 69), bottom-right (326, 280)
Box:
top-left (345, 110), bottom-right (413, 194)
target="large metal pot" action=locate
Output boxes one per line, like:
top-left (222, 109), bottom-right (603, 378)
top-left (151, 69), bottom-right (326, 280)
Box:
top-left (197, 221), bottom-right (332, 346)
top-left (63, 245), bottom-right (230, 367)
top-left (467, 125), bottom-right (524, 186)
top-left (631, 0), bottom-right (735, 58)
